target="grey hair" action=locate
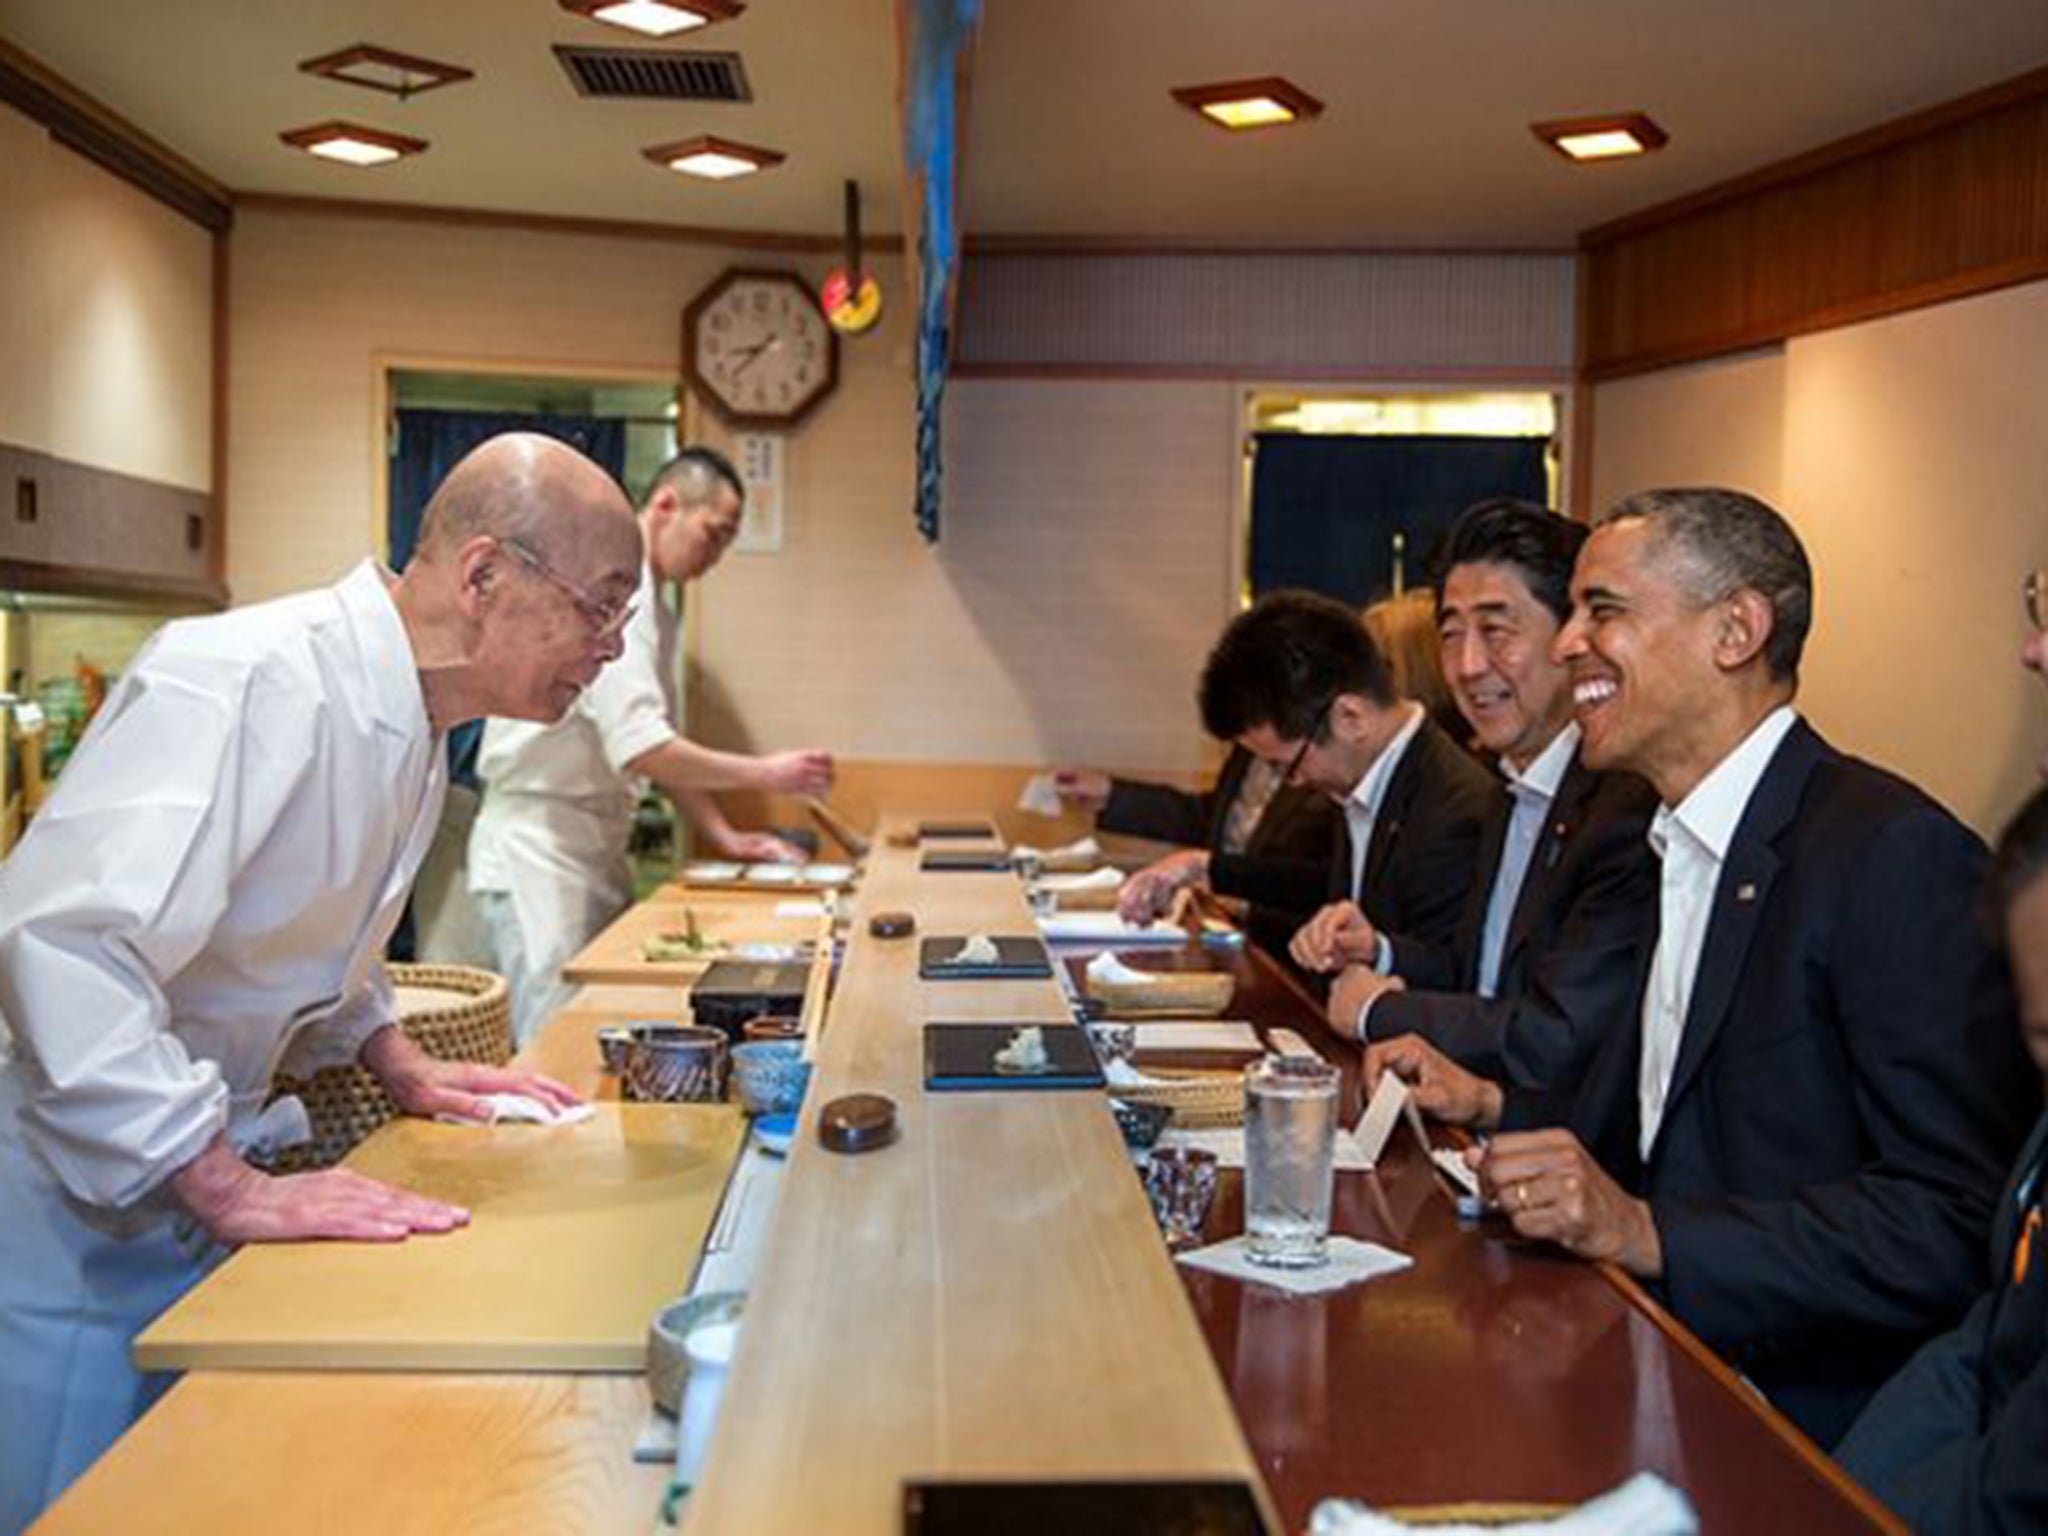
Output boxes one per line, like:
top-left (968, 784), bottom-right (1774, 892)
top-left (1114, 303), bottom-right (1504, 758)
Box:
top-left (1598, 487), bottom-right (1813, 681)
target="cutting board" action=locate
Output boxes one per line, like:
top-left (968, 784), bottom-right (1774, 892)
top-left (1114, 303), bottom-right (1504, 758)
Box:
top-left (134, 1102), bottom-right (744, 1373)
top-left (564, 893), bottom-right (825, 986)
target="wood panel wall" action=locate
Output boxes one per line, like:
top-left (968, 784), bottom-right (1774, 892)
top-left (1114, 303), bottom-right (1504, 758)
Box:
top-left (1581, 66), bottom-right (2048, 380)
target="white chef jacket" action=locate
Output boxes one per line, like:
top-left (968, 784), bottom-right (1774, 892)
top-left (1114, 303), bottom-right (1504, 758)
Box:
top-left (0, 559), bottom-right (446, 1210)
top-left (467, 563), bottom-right (677, 958)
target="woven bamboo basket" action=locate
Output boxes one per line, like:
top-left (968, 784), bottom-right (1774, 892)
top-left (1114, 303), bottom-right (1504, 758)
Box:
top-left (1084, 968), bottom-right (1235, 1018)
top-left (264, 963), bottom-right (512, 1172)
top-left (1111, 1067), bottom-right (1244, 1128)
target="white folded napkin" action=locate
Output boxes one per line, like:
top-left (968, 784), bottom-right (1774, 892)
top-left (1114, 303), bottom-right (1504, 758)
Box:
top-left (1133, 1021), bottom-right (1263, 1052)
top-left (1308, 1471), bottom-right (1698, 1536)
top-left (437, 1093), bottom-right (595, 1128)
top-left (1035, 866), bottom-right (1122, 893)
top-left (1175, 1234), bottom-right (1413, 1295)
top-left (1044, 912), bottom-right (1186, 946)
top-left (1016, 773), bottom-right (1063, 818)
top-left (1013, 835), bottom-right (1101, 866)
top-left (1149, 1124), bottom-right (1377, 1173)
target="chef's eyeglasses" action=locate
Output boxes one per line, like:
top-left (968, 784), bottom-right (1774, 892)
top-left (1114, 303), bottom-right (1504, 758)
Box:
top-left (1281, 696), bottom-right (1335, 785)
top-left (2026, 567), bottom-right (2048, 632)
top-left (497, 537), bottom-right (636, 640)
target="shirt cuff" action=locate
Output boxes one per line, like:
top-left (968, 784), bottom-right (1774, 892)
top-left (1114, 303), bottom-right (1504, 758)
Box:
top-left (1373, 933), bottom-right (1394, 974)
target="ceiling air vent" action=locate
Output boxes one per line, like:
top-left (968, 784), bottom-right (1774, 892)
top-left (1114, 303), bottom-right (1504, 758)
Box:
top-left (553, 45), bottom-right (751, 102)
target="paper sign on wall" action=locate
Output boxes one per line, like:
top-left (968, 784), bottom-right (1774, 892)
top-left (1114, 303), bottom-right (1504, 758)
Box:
top-left (734, 432), bottom-right (786, 553)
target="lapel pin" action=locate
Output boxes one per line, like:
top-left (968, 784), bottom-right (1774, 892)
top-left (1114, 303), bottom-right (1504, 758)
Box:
top-left (1735, 882), bottom-right (1757, 903)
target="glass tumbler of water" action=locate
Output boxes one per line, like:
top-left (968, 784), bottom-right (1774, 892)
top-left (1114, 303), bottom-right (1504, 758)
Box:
top-left (1243, 1055), bottom-right (1339, 1267)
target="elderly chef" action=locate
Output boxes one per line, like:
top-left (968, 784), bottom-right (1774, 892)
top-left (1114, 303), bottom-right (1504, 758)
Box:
top-left (0, 433), bottom-right (642, 1532)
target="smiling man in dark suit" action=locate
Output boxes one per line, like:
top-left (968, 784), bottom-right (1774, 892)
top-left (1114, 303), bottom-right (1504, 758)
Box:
top-left (1305, 500), bottom-right (1657, 1095)
top-left (1366, 487), bottom-right (2035, 1447)
top-left (1156, 589), bottom-right (1497, 963)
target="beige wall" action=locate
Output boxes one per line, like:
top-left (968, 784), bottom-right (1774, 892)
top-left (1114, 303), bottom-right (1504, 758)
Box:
top-left (1591, 282), bottom-right (2048, 836)
top-left (0, 101), bottom-right (212, 491)
top-left (230, 208), bottom-right (1224, 771)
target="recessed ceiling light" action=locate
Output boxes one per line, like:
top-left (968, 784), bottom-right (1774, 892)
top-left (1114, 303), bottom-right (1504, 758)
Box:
top-left (558, 0), bottom-right (744, 38)
top-left (1171, 77), bottom-right (1323, 131)
top-left (299, 44), bottom-right (473, 99)
top-left (1531, 112), bottom-right (1668, 162)
top-left (279, 121), bottom-right (429, 167)
top-left (643, 134), bottom-right (784, 180)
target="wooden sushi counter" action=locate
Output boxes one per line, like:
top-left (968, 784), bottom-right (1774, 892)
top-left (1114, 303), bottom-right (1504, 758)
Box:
top-left (31, 817), bottom-right (1900, 1535)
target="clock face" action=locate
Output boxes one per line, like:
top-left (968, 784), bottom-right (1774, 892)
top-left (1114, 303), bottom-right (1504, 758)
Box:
top-left (683, 269), bottom-right (839, 429)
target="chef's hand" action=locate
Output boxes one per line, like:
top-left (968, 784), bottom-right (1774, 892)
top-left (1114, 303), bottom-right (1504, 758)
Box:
top-left (1289, 901), bottom-right (1379, 974)
top-left (1117, 849), bottom-right (1209, 923)
top-left (1363, 1034), bottom-right (1503, 1130)
top-left (1469, 1129), bottom-right (1663, 1277)
top-left (169, 1135), bottom-right (469, 1245)
top-left (361, 1024), bottom-right (582, 1124)
top-left (712, 828), bottom-right (807, 864)
top-left (757, 749), bottom-right (835, 796)
top-left (1326, 963), bottom-right (1405, 1039)
top-left (1052, 767), bottom-right (1112, 810)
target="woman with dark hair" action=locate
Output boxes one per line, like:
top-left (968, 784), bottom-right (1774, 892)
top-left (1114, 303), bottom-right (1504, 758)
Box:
top-left (1836, 782), bottom-right (2048, 1531)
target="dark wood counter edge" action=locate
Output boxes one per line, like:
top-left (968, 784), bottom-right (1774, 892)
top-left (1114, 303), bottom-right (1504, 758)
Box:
top-left (1594, 1266), bottom-right (1907, 1535)
top-left (1221, 924), bottom-right (1904, 1535)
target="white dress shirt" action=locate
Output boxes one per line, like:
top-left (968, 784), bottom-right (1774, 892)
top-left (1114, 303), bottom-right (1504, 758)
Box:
top-left (1637, 705), bottom-right (1799, 1160)
top-left (0, 561), bottom-right (444, 1209)
top-left (1344, 702), bottom-right (1425, 901)
top-left (1476, 722), bottom-right (1580, 999)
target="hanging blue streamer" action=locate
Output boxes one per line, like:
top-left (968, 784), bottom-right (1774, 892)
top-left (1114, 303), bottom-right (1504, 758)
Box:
top-left (904, 0), bottom-right (979, 542)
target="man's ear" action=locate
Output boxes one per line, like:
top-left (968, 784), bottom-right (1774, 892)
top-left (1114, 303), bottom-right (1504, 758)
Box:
top-left (454, 536), bottom-right (499, 617)
top-left (1327, 692), bottom-right (1373, 740)
top-left (1712, 588), bottom-right (1775, 673)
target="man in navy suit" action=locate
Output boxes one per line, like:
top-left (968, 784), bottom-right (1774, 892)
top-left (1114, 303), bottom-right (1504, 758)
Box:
top-left (1140, 590), bottom-right (1497, 963)
top-left (1368, 487), bottom-right (2034, 1447)
top-left (1833, 573), bottom-right (2048, 1529)
top-left (1294, 499), bottom-right (1657, 1094)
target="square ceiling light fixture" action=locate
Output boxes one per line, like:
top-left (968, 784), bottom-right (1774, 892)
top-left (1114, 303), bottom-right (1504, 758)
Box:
top-left (643, 134), bottom-right (784, 180)
top-left (279, 120), bottom-right (429, 167)
top-left (299, 44), bottom-right (473, 99)
top-left (558, 0), bottom-right (744, 38)
top-left (1532, 112), bottom-right (1668, 162)
top-left (1171, 76), bottom-right (1323, 131)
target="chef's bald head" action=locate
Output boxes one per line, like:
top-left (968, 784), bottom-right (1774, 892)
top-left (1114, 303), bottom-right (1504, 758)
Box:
top-left (415, 433), bottom-right (637, 563)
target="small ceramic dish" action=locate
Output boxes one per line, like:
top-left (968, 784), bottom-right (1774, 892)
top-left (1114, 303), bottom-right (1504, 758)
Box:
top-left (1111, 1097), bottom-right (1174, 1149)
top-left (754, 1111), bottom-right (799, 1156)
top-left (680, 861), bottom-right (744, 883)
top-left (646, 1290), bottom-right (746, 1416)
top-left (598, 1019), bottom-right (674, 1075)
top-left (742, 863), bottom-right (803, 885)
top-left (730, 1039), bottom-right (812, 1116)
top-left (802, 862), bottom-right (855, 885)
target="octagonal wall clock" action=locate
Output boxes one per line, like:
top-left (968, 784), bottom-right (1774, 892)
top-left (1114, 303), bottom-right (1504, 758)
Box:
top-left (681, 267), bottom-right (840, 430)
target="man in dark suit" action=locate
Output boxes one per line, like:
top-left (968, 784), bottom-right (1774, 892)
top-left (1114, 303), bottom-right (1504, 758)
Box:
top-left (1052, 747), bottom-right (1337, 960)
top-left (1130, 589), bottom-right (1495, 961)
top-left (1366, 488), bottom-right (2035, 1447)
top-left (1294, 500), bottom-right (1657, 1093)
top-left (1834, 580), bottom-right (2048, 1530)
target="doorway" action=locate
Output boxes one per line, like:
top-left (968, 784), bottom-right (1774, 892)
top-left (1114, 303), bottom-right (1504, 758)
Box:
top-left (1241, 389), bottom-right (1560, 607)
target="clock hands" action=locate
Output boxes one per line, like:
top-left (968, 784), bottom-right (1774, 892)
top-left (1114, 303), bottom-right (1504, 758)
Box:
top-left (729, 336), bottom-right (783, 377)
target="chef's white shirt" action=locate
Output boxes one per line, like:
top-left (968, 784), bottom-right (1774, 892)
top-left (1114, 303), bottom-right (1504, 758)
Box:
top-left (0, 560), bottom-right (445, 1210)
top-left (468, 563), bottom-right (677, 923)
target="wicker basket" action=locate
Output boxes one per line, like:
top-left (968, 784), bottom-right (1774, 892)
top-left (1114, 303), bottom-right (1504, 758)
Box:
top-left (263, 963), bottom-right (512, 1172)
top-left (1084, 968), bottom-right (1235, 1018)
top-left (1112, 1067), bottom-right (1245, 1128)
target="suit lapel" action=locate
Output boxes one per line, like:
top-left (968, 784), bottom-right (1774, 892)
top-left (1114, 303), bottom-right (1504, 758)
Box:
top-left (1654, 722), bottom-right (1819, 1145)
top-left (1498, 752), bottom-right (1590, 970)
top-left (1362, 720), bottom-right (1430, 899)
